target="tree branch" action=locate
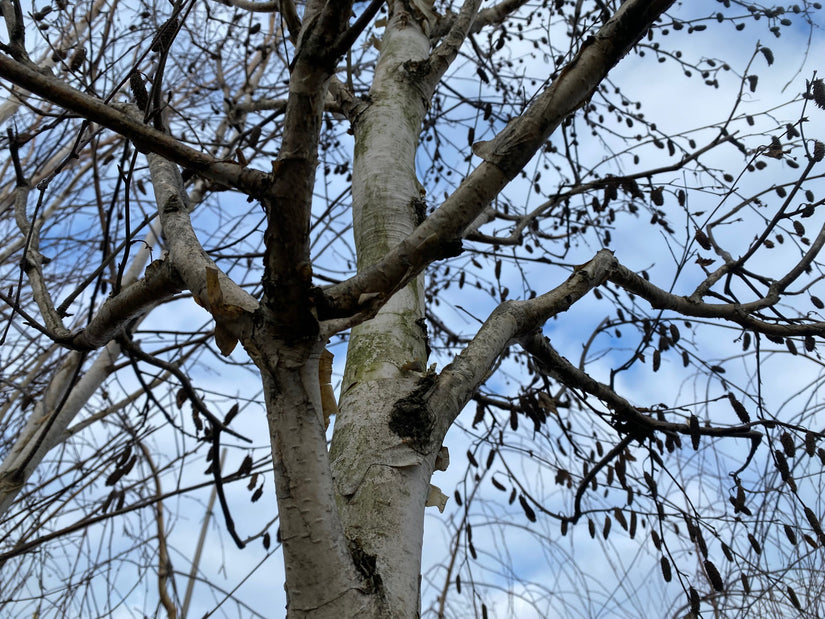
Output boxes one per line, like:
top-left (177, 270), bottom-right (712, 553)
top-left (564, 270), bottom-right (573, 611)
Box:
top-left (428, 250), bottom-right (617, 445)
top-left (320, 0), bottom-right (677, 320)
top-left (220, 0), bottom-right (278, 12)
top-left (517, 331), bottom-right (761, 444)
top-left (0, 53), bottom-right (271, 195)
top-left (260, 1), bottom-right (354, 333)
top-left (332, 0), bottom-right (385, 57)
top-left (608, 257), bottom-right (825, 338)
top-left (426, 0), bottom-right (482, 88)
top-left (143, 147), bottom-right (258, 354)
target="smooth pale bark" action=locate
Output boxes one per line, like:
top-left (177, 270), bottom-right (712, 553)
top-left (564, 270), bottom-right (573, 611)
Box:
top-left (322, 0), bottom-right (678, 315)
top-left (256, 340), bottom-right (381, 618)
top-left (326, 1), bottom-right (682, 615)
top-left (329, 4), bottom-right (435, 616)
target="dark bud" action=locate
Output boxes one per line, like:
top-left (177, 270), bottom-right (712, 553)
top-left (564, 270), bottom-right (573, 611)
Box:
top-left (237, 454), bottom-right (253, 477)
top-left (805, 431), bottom-right (817, 456)
top-left (787, 586), bottom-right (802, 610)
top-left (689, 414), bottom-right (700, 450)
top-left (33, 6), bottom-right (53, 20)
top-left (466, 449), bottom-right (478, 467)
top-left (224, 402), bottom-right (239, 425)
top-left (660, 556), bottom-right (672, 582)
top-left (116, 444), bottom-right (133, 467)
top-left (689, 587), bottom-right (700, 614)
top-left (727, 393), bottom-right (750, 423)
top-left (780, 431), bottom-right (796, 458)
top-left (747, 532), bottom-right (762, 554)
top-left (721, 542), bottom-right (733, 561)
top-left (121, 454), bottom-right (136, 476)
top-left (105, 467), bottom-right (125, 487)
top-left (694, 227), bottom-right (712, 250)
top-left (518, 495), bottom-right (537, 522)
top-left (247, 125), bottom-right (262, 147)
top-left (803, 506), bottom-right (825, 541)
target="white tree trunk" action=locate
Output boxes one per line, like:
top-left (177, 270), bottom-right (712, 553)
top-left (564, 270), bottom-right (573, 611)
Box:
top-left (256, 341), bottom-right (381, 618)
top-left (329, 6), bottom-right (436, 616)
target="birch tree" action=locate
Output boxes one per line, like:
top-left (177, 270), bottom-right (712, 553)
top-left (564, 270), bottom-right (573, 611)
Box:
top-left (1, 0), bottom-right (825, 616)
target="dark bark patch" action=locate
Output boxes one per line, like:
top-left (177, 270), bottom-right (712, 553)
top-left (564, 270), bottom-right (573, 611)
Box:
top-left (442, 239), bottom-right (463, 258)
top-left (162, 194), bottom-right (182, 213)
top-left (389, 373), bottom-right (436, 449)
top-left (411, 196), bottom-right (427, 225)
top-left (348, 538), bottom-right (383, 594)
top-left (415, 317), bottom-right (431, 358)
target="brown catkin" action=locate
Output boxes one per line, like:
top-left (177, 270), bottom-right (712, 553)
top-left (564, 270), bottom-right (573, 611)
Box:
top-left (689, 587), bottom-right (700, 613)
top-left (806, 431), bottom-right (817, 456)
top-left (694, 227), bottom-right (712, 250)
top-left (747, 533), bottom-right (762, 555)
top-left (812, 79), bottom-right (825, 110)
top-left (787, 586), bottom-right (802, 610)
top-left (704, 560), bottom-right (725, 592)
top-left (814, 140), bottom-right (824, 163)
top-left (689, 414), bottom-right (700, 450)
top-left (728, 393), bottom-right (750, 423)
top-left (660, 556), bottom-right (672, 582)
top-left (69, 47), bottom-right (86, 71)
top-left (721, 542), bottom-right (733, 562)
top-left (152, 17), bottom-right (178, 53)
top-left (129, 72), bottom-right (149, 110)
top-left (780, 432), bottom-right (796, 458)
top-left (804, 506), bottom-right (824, 541)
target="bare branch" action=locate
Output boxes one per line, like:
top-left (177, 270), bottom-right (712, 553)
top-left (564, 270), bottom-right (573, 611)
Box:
top-left (321, 0), bottom-right (677, 319)
top-left (430, 249), bottom-right (617, 443)
top-left (0, 54), bottom-right (271, 194)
